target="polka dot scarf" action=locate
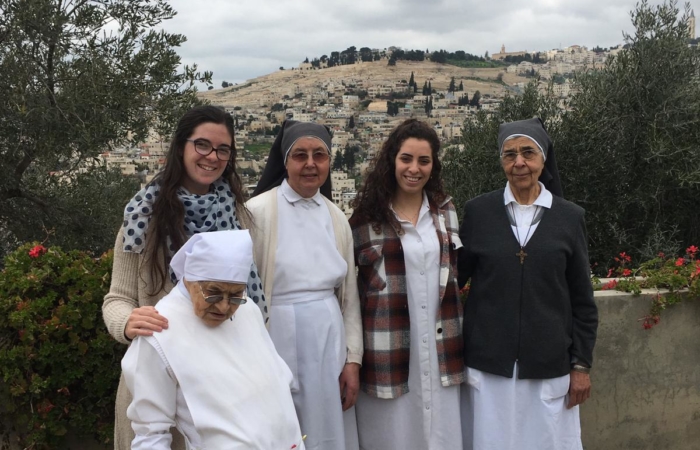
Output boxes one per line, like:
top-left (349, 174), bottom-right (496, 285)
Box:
top-left (121, 179), bottom-right (268, 318)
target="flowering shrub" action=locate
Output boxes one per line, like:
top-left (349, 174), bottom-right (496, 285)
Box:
top-left (601, 246), bottom-right (700, 329)
top-left (0, 243), bottom-right (123, 448)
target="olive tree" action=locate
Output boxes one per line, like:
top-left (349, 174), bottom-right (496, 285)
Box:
top-left (558, 0), bottom-right (700, 266)
top-left (0, 0), bottom-right (211, 259)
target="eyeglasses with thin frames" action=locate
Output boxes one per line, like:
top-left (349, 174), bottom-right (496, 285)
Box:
top-left (501, 148), bottom-right (540, 163)
top-left (198, 282), bottom-right (248, 305)
top-left (289, 150), bottom-right (330, 164)
top-left (187, 139), bottom-right (233, 161)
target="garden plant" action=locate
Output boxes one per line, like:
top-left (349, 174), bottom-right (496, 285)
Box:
top-left (0, 244), bottom-right (123, 449)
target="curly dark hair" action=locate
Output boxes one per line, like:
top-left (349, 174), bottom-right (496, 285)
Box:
top-left (144, 105), bottom-right (248, 295)
top-left (352, 118), bottom-right (447, 233)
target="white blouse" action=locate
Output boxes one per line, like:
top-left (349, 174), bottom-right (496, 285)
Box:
top-left (356, 194), bottom-right (462, 449)
top-left (272, 179), bottom-right (347, 300)
top-left (503, 181), bottom-right (553, 246)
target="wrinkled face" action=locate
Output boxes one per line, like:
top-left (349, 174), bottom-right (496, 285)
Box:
top-left (182, 122), bottom-right (232, 195)
top-left (285, 136), bottom-right (330, 198)
top-left (500, 136), bottom-right (545, 192)
top-left (394, 138), bottom-right (433, 197)
top-left (185, 280), bottom-right (246, 327)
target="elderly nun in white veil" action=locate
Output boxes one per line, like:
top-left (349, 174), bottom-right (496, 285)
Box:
top-left (121, 229), bottom-right (304, 449)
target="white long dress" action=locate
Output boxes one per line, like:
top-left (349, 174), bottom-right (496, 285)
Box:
top-left (460, 182), bottom-right (583, 450)
top-left (267, 180), bottom-right (358, 450)
top-left (355, 196), bottom-right (462, 450)
top-left (122, 284), bottom-right (304, 450)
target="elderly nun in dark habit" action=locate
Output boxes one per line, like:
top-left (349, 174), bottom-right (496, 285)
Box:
top-left (246, 120), bottom-right (362, 450)
top-left (457, 118), bottom-right (598, 450)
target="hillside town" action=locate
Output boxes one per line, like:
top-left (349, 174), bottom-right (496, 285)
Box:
top-left (96, 38), bottom-right (677, 216)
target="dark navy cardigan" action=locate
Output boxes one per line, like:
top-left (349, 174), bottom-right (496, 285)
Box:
top-left (457, 189), bottom-right (598, 379)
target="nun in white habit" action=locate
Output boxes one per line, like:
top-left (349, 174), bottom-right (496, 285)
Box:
top-left (121, 229), bottom-right (305, 450)
top-left (248, 120), bottom-right (363, 450)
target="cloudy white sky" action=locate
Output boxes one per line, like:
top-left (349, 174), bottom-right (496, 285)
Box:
top-left (162, 0), bottom-right (691, 86)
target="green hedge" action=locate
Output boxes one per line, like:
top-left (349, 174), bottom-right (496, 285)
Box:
top-left (0, 243), bottom-right (123, 449)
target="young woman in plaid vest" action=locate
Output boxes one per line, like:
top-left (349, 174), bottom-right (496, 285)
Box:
top-left (349, 119), bottom-right (465, 450)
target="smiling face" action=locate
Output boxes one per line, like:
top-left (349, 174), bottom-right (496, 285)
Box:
top-left (185, 280), bottom-right (246, 327)
top-left (284, 136), bottom-right (330, 198)
top-left (394, 138), bottom-right (433, 198)
top-left (501, 136), bottom-right (545, 193)
top-left (181, 122), bottom-right (232, 195)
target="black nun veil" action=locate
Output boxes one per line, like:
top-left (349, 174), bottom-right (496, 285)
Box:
top-left (252, 119), bottom-right (334, 200)
top-left (497, 117), bottom-right (564, 198)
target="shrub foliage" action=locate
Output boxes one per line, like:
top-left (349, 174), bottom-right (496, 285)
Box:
top-left (0, 244), bottom-right (123, 448)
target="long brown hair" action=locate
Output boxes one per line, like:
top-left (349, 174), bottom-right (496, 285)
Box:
top-left (352, 119), bottom-right (446, 233)
top-left (144, 105), bottom-right (249, 295)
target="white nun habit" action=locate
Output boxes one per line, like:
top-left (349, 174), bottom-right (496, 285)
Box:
top-left (121, 230), bottom-right (305, 450)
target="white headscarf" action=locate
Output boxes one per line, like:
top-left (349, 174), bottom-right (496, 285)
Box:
top-left (170, 230), bottom-right (254, 283)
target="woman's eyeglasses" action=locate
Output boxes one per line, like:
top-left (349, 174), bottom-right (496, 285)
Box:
top-left (501, 149), bottom-right (540, 162)
top-left (187, 139), bottom-right (233, 161)
top-left (288, 150), bottom-right (330, 164)
top-left (198, 283), bottom-right (248, 305)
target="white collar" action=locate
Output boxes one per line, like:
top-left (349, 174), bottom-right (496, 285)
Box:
top-left (503, 181), bottom-right (553, 209)
top-left (280, 179), bottom-right (323, 206)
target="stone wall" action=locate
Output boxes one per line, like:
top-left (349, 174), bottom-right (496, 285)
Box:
top-left (581, 290), bottom-right (700, 450)
top-left (3, 291), bottom-right (698, 449)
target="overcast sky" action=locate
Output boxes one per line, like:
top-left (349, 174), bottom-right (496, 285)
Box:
top-left (162, 0), bottom-right (690, 86)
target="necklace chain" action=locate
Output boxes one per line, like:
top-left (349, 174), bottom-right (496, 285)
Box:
top-left (511, 203), bottom-right (540, 264)
top-left (394, 204), bottom-right (420, 224)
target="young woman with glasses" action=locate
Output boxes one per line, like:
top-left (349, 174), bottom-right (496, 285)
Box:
top-left (103, 105), bottom-right (267, 450)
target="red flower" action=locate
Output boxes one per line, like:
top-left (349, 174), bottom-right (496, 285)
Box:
top-left (28, 245), bottom-right (47, 258)
top-left (657, 252), bottom-right (665, 259)
top-left (601, 279), bottom-right (618, 290)
top-left (36, 399), bottom-right (55, 415)
top-left (640, 315), bottom-right (660, 330)
top-left (675, 257), bottom-right (685, 267)
top-left (622, 268), bottom-right (632, 277)
top-left (606, 268), bottom-right (614, 278)
top-left (687, 245), bottom-right (699, 257)
top-left (619, 252), bottom-right (632, 263)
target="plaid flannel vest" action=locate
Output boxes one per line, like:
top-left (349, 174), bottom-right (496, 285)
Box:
top-left (350, 197), bottom-right (465, 399)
